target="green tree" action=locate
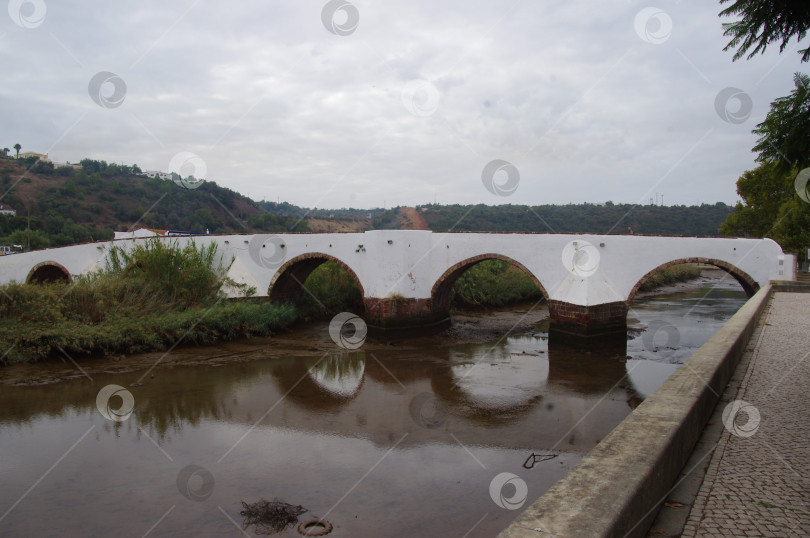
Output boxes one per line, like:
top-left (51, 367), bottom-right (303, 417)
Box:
top-left (31, 160), bottom-right (55, 175)
top-left (719, 162), bottom-right (810, 254)
top-left (1, 148), bottom-right (8, 159)
top-left (1, 229), bottom-right (50, 250)
top-left (13, 143), bottom-right (21, 159)
top-left (751, 72), bottom-right (810, 173)
top-left (771, 198), bottom-right (810, 253)
top-left (719, 0), bottom-right (810, 62)
top-left (190, 208), bottom-right (217, 232)
top-left (719, 163), bottom-right (794, 237)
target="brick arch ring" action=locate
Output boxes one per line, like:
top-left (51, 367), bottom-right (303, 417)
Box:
top-left (26, 261), bottom-right (73, 284)
top-left (267, 252), bottom-right (365, 302)
top-left (627, 257), bottom-right (759, 302)
top-left (430, 253), bottom-right (549, 312)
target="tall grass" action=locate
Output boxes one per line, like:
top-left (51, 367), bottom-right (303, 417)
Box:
top-left (0, 239), bottom-right (296, 364)
top-left (451, 259), bottom-right (543, 308)
top-left (638, 264), bottom-right (702, 292)
top-left (105, 239), bottom-right (225, 307)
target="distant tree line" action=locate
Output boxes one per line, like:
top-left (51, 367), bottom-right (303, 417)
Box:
top-left (373, 202), bottom-right (734, 236)
top-left (257, 200), bottom-right (384, 221)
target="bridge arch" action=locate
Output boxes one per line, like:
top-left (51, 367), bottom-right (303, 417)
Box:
top-left (268, 253), bottom-right (365, 305)
top-left (627, 258), bottom-right (759, 302)
top-left (430, 253), bottom-right (548, 313)
top-left (26, 261), bottom-right (72, 284)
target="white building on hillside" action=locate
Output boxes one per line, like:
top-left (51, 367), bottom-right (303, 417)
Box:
top-left (143, 170), bottom-right (173, 180)
top-left (18, 151), bottom-right (49, 161)
top-left (113, 228), bottom-right (161, 240)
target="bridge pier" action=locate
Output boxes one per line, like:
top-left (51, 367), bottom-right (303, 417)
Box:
top-left (363, 297), bottom-right (450, 335)
top-left (547, 300), bottom-right (628, 338)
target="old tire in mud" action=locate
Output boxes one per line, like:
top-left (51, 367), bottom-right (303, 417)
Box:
top-left (298, 519), bottom-right (333, 536)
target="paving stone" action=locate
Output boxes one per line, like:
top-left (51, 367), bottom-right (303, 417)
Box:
top-left (681, 293), bottom-right (810, 538)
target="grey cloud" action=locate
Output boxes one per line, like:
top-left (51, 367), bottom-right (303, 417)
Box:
top-left (1, 0), bottom-right (805, 209)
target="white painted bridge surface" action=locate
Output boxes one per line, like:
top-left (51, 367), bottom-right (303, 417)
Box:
top-left (0, 231), bottom-right (793, 306)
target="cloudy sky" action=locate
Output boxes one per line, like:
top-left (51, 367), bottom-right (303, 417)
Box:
top-left (1, 1), bottom-right (806, 209)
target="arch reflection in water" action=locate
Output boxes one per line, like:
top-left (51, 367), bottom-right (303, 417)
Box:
top-left (444, 339), bottom-right (549, 413)
top-left (421, 333), bottom-right (638, 453)
top-left (269, 352), bottom-right (367, 413)
top-left (441, 335), bottom-right (635, 404)
top-left (307, 351), bottom-right (366, 398)
top-left (426, 334), bottom-right (638, 439)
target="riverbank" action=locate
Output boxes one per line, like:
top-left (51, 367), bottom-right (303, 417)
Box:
top-left (0, 304), bottom-right (552, 385)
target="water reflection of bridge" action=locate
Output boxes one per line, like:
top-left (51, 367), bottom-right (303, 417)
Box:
top-left (266, 344), bottom-right (639, 453)
top-left (0, 342), bottom-right (641, 454)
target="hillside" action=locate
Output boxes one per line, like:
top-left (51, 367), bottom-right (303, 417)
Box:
top-left (0, 158), bottom-right (314, 249)
top-left (306, 218), bottom-right (372, 233)
top-left (0, 156), bottom-right (737, 251)
top-left (398, 207), bottom-right (429, 230)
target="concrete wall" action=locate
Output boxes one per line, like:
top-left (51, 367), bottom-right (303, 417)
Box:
top-left (0, 231), bottom-right (790, 308)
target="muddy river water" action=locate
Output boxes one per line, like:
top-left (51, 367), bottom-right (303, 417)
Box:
top-left (0, 271), bottom-right (747, 537)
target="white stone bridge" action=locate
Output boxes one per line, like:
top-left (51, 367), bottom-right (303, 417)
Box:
top-left (0, 231), bottom-right (793, 336)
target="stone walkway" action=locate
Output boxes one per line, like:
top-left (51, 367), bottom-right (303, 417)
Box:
top-left (681, 292), bottom-right (810, 537)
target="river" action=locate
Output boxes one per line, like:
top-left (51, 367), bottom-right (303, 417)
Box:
top-left (0, 270), bottom-right (747, 537)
